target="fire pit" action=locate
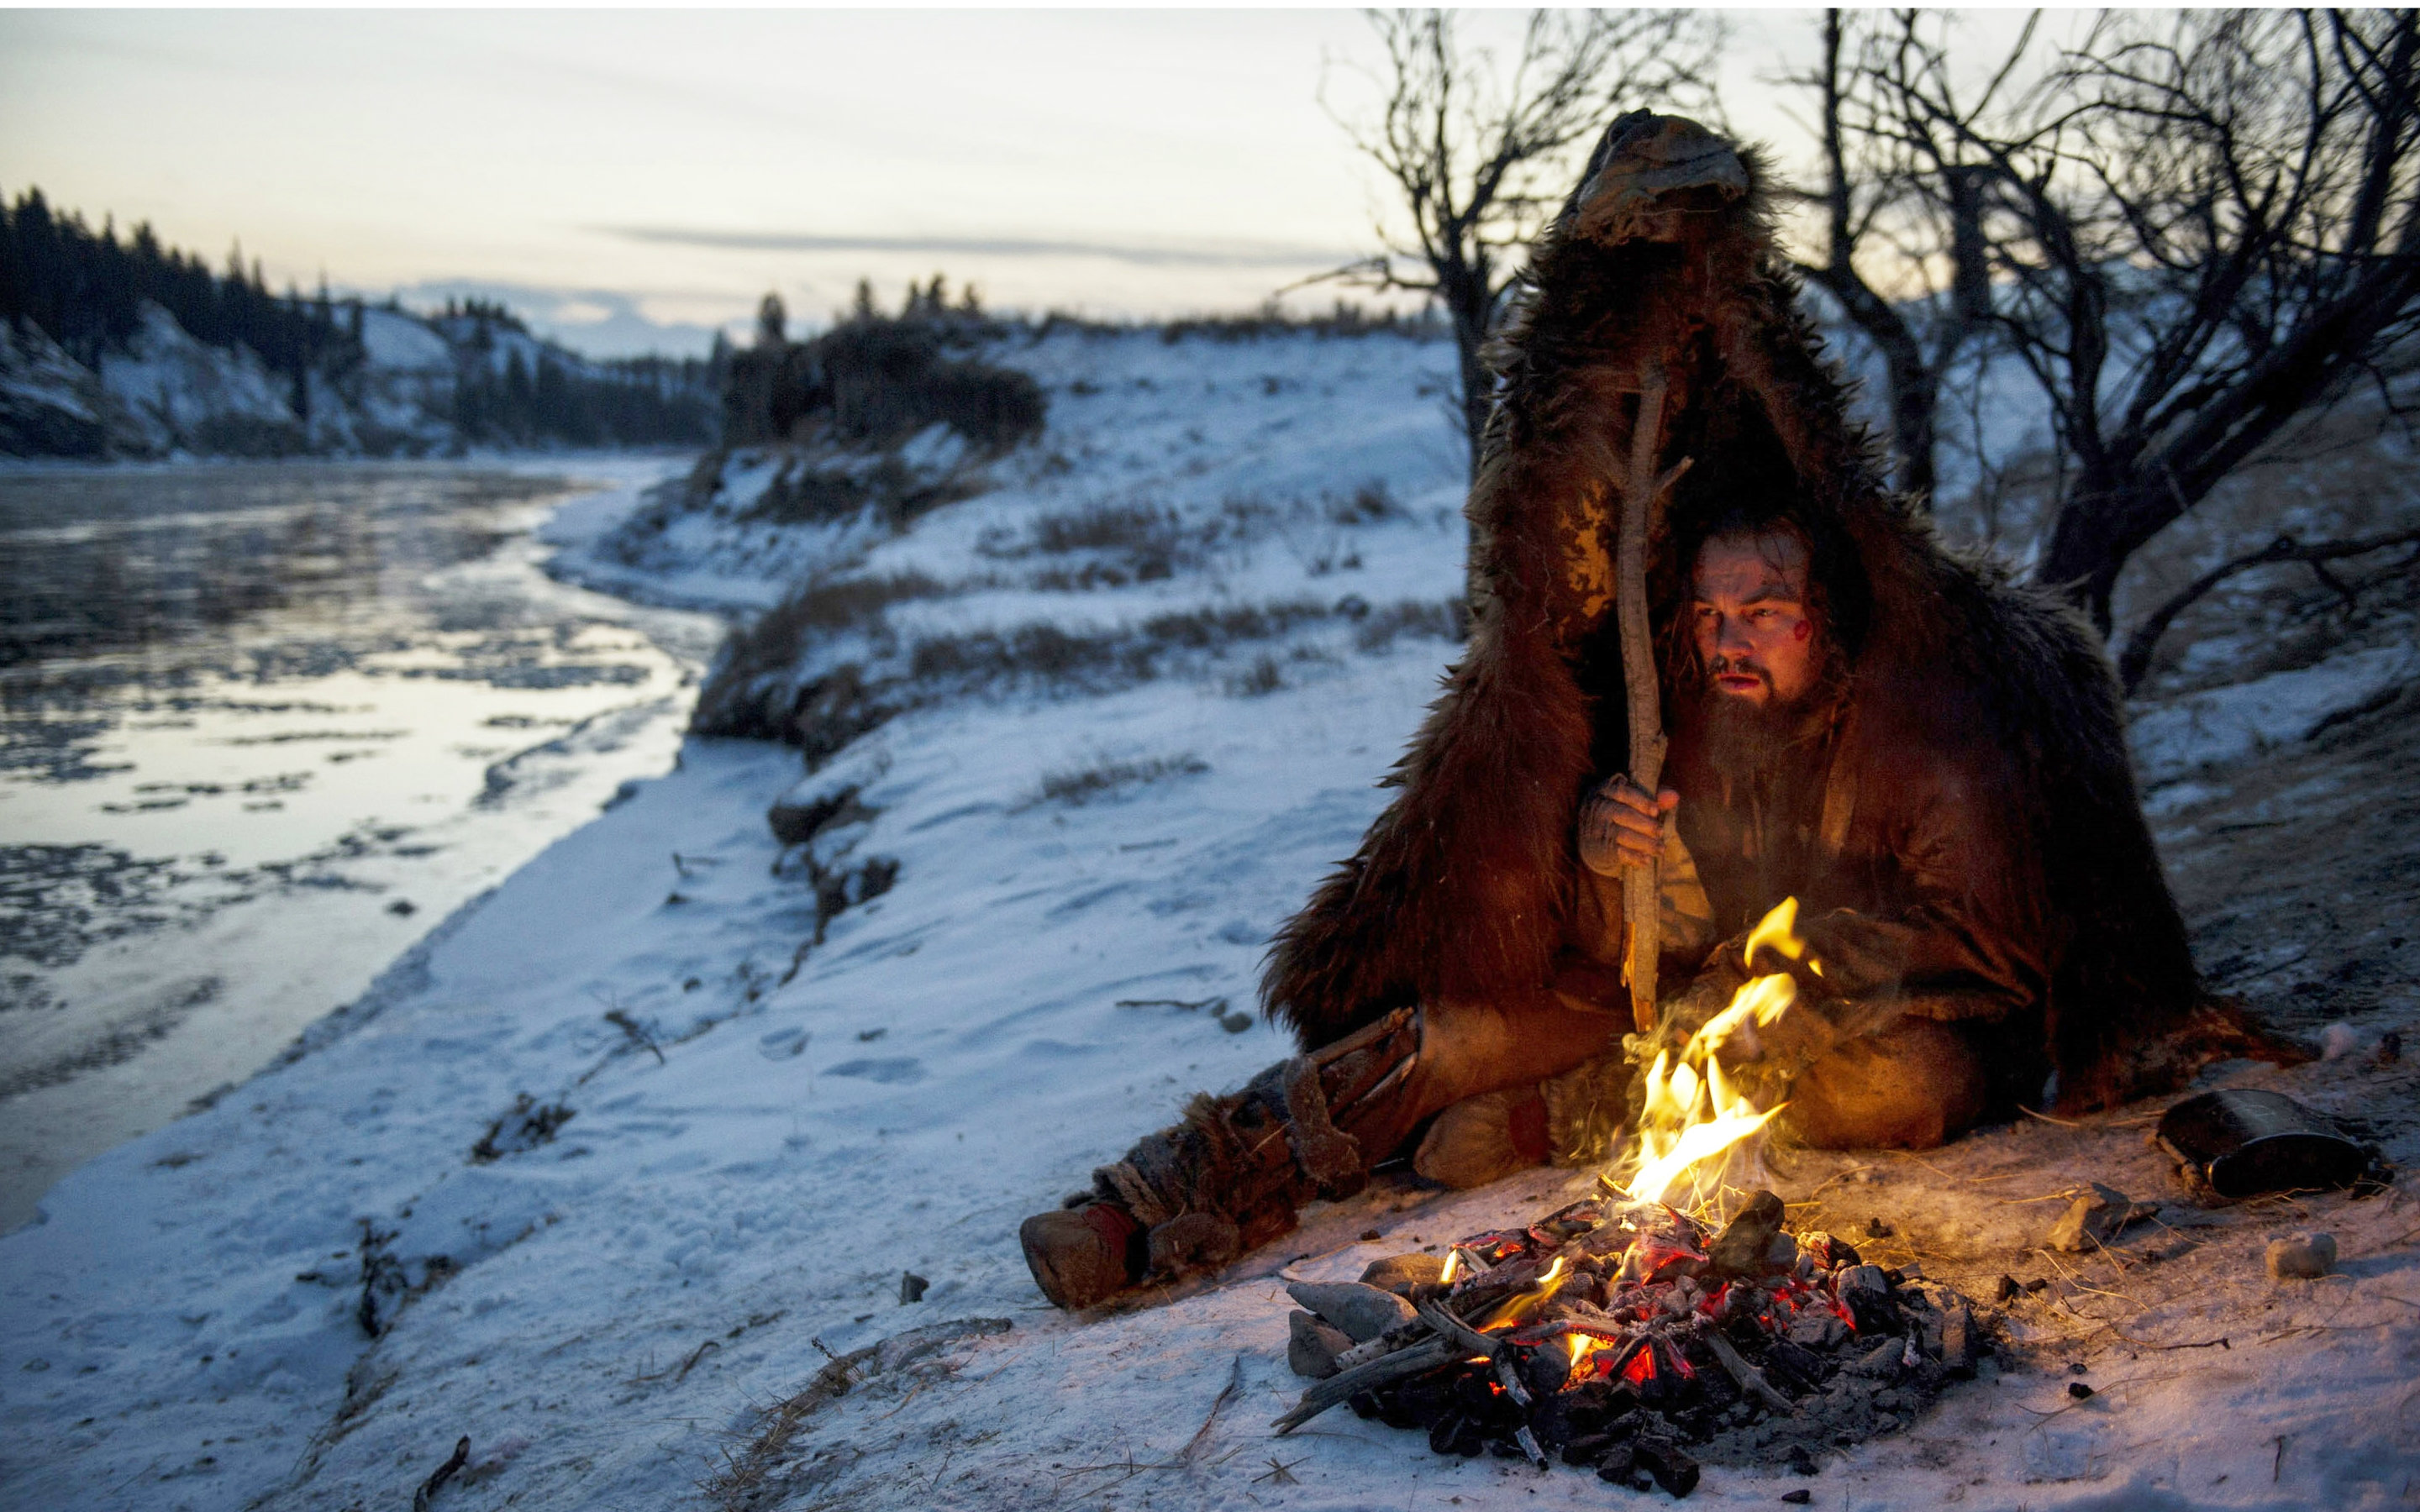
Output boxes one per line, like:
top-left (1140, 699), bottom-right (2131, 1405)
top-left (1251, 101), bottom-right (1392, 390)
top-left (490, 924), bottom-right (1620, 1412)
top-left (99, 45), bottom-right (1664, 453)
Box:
top-left (1275, 1185), bottom-right (1989, 1496)
top-left (1272, 900), bottom-right (1992, 1496)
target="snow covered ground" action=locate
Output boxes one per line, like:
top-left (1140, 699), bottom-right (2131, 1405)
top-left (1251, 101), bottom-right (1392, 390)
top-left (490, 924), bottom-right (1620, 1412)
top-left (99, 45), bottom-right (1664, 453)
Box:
top-left (3, 327), bottom-right (2415, 1512)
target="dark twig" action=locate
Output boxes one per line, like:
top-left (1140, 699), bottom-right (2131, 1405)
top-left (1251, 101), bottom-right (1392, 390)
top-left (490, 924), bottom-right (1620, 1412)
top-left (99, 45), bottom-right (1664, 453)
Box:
top-left (1181, 1356), bottom-right (1244, 1465)
top-left (604, 1010), bottom-right (666, 1065)
top-left (1698, 1323), bottom-right (1801, 1414)
top-left (2117, 526), bottom-right (2420, 692)
top-left (2109, 1326), bottom-right (2231, 1352)
top-left (413, 1436), bottom-right (470, 1512)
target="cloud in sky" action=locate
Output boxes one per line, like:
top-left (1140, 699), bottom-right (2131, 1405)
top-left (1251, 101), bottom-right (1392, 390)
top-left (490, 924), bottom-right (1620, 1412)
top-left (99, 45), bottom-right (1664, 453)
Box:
top-left (601, 226), bottom-right (1359, 273)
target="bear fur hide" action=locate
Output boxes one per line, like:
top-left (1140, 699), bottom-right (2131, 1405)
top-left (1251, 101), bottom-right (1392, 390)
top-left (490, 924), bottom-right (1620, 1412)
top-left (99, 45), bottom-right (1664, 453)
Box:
top-left (1260, 113), bottom-right (2266, 1116)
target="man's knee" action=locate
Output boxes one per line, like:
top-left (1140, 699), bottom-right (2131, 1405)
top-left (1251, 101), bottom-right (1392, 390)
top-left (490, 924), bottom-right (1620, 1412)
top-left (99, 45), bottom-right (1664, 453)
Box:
top-left (1779, 1018), bottom-right (1986, 1150)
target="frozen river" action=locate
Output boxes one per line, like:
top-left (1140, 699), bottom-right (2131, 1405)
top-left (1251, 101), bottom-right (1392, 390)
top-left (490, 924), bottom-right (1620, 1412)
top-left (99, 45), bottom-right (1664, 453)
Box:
top-left (0, 458), bottom-right (720, 1230)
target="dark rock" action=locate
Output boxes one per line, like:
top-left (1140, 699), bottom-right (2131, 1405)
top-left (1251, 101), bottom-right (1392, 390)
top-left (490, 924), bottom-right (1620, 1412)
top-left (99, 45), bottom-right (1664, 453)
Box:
top-left (1428, 1412), bottom-right (1465, 1456)
top-left (1939, 1305), bottom-right (1979, 1377)
top-left (1286, 1280), bottom-right (1418, 1342)
top-left (1561, 1432), bottom-right (1614, 1467)
top-left (1833, 1264), bottom-right (1896, 1333)
top-left (1782, 1491), bottom-right (1813, 1504)
top-left (2066, 1381), bottom-right (2095, 1400)
top-left (1995, 1274), bottom-right (2023, 1303)
top-left (2265, 1231), bottom-right (2337, 1279)
top-left (1358, 1252), bottom-right (1448, 1296)
top-left (1786, 1444), bottom-right (1821, 1476)
top-left (1710, 1190), bottom-right (1789, 1278)
top-left (1595, 1443), bottom-right (1638, 1483)
top-left (1634, 1436), bottom-right (1702, 1498)
top-left (898, 1272), bottom-right (929, 1304)
top-left (2047, 1182), bottom-right (2158, 1252)
top-left (1286, 1310), bottom-right (1350, 1378)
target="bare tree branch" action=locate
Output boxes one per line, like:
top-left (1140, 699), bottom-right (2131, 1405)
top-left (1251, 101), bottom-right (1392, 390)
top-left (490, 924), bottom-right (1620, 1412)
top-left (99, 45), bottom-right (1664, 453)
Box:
top-left (1839, 8), bottom-right (2420, 636)
top-left (1323, 9), bottom-right (1726, 485)
top-left (2116, 525), bottom-right (2420, 693)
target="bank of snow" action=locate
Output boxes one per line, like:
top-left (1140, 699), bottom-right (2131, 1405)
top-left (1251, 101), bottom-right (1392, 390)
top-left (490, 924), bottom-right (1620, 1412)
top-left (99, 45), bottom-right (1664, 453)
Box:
top-left (3, 327), bottom-right (2415, 1512)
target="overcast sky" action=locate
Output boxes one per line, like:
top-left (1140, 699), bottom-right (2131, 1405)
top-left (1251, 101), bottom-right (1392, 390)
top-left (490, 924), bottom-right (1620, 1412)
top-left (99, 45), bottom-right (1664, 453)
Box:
top-left (0, 9), bottom-right (2037, 357)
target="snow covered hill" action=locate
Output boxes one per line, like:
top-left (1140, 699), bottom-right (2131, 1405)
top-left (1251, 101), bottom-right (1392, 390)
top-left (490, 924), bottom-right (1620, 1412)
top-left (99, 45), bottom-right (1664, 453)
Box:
top-left (0, 299), bottom-right (708, 460)
top-left (3, 324), bottom-right (2415, 1512)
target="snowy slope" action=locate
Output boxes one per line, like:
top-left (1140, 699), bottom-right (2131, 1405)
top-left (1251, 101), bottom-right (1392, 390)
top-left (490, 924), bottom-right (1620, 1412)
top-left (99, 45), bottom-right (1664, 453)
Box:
top-left (3, 328), bottom-right (2416, 1512)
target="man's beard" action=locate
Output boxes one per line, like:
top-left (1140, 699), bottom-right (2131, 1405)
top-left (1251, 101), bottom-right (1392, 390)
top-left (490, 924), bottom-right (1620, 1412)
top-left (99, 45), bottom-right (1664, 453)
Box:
top-left (1698, 656), bottom-right (1833, 783)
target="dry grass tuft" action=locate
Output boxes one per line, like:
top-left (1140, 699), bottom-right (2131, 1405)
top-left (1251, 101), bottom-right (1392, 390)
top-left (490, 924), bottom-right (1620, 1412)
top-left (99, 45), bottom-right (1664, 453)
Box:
top-left (1033, 753), bottom-right (1209, 807)
top-left (1353, 596), bottom-right (1469, 653)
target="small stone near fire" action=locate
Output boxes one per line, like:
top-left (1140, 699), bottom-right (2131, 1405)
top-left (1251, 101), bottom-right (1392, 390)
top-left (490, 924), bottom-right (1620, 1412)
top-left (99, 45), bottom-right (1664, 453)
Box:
top-left (2265, 1231), bottom-right (2337, 1279)
top-left (1360, 1228), bottom-right (1382, 1242)
top-left (1786, 1445), bottom-right (1821, 1477)
top-left (898, 1272), bottom-right (929, 1304)
top-left (1781, 1492), bottom-right (1814, 1505)
top-left (1862, 1215), bottom-right (1893, 1238)
top-left (2067, 1381), bottom-right (2096, 1400)
top-left (1286, 1279), bottom-right (1417, 1342)
top-left (2023, 1277), bottom-right (2051, 1293)
top-left (2048, 1182), bottom-right (2159, 1252)
top-left (1995, 1274), bottom-right (2023, 1303)
top-left (1286, 1310), bottom-right (1350, 1378)
top-left (1357, 1252), bottom-right (1447, 1297)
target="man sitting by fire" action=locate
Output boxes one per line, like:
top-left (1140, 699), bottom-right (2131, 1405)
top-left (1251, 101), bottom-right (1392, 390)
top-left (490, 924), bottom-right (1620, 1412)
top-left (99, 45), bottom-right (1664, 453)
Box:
top-left (1019, 112), bottom-right (2297, 1313)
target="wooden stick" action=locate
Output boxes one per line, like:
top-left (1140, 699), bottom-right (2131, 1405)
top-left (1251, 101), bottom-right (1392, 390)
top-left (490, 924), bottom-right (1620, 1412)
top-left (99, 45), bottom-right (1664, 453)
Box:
top-left (1697, 1326), bottom-right (1799, 1415)
top-left (1618, 370), bottom-right (1672, 1033)
top-left (1270, 1336), bottom-right (1456, 1436)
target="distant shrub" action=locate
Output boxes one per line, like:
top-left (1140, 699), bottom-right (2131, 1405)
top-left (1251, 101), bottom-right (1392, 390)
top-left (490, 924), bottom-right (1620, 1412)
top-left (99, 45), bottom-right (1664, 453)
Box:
top-left (1354, 596), bottom-right (1469, 653)
top-left (721, 295), bottom-right (1046, 459)
top-left (1031, 501), bottom-right (1182, 557)
top-left (1328, 480), bottom-right (1402, 524)
top-left (1226, 654), bottom-right (1286, 696)
top-left (1033, 753), bottom-right (1209, 806)
top-left (690, 573), bottom-right (949, 740)
top-left (905, 599), bottom-right (1333, 694)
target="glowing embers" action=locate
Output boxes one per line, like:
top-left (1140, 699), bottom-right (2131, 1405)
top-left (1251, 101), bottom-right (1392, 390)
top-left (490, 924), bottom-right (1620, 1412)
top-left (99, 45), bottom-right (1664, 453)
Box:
top-left (1613, 898), bottom-right (1810, 1210)
top-left (1274, 1191), bottom-right (1993, 1495)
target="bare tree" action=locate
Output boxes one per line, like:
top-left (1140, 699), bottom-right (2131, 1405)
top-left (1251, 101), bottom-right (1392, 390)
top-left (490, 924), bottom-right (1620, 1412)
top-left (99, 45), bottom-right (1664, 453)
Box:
top-left (1318, 9), bottom-right (1725, 477)
top-left (1785, 9), bottom-right (2010, 503)
top-left (1854, 8), bottom-right (2420, 638)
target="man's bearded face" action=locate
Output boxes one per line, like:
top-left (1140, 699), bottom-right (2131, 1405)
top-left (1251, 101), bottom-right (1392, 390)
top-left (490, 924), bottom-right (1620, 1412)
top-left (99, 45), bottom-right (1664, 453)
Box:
top-left (1691, 528), bottom-right (1823, 717)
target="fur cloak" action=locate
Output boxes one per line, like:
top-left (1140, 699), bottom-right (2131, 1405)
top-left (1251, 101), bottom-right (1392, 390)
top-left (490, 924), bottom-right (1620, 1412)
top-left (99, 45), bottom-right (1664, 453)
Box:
top-left (1260, 113), bottom-right (2250, 1116)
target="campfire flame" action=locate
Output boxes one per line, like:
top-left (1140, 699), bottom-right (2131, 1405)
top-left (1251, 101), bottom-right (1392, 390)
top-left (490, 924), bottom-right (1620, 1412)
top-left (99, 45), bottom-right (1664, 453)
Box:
top-left (1612, 897), bottom-right (1811, 1211)
top-left (1474, 1255), bottom-right (1569, 1330)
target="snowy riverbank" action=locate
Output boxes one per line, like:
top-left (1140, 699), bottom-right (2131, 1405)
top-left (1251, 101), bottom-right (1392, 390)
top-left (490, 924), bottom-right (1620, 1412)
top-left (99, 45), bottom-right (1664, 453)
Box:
top-left (3, 327), bottom-right (2415, 1512)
